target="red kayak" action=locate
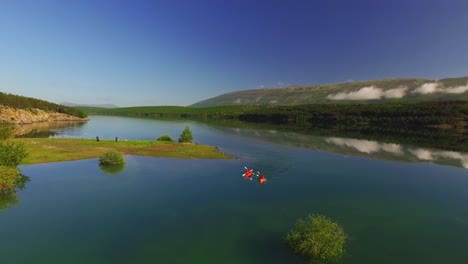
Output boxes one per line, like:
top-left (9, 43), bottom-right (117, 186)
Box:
top-left (243, 168), bottom-right (254, 179)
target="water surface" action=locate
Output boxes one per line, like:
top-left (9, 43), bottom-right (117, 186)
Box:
top-left (2, 115), bottom-right (467, 264)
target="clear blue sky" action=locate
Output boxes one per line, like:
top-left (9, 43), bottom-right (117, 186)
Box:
top-left (1, 0), bottom-right (467, 106)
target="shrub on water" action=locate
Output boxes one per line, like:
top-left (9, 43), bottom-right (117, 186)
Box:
top-left (157, 135), bottom-right (174, 142)
top-left (0, 141), bottom-right (28, 167)
top-left (0, 166), bottom-right (19, 192)
top-left (285, 214), bottom-right (347, 262)
top-left (178, 125), bottom-right (193, 143)
top-left (99, 151), bottom-right (125, 166)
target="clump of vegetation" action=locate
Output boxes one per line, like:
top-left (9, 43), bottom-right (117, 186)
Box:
top-left (0, 124), bottom-right (29, 196)
top-left (0, 124), bottom-right (15, 140)
top-left (157, 135), bottom-right (174, 142)
top-left (0, 141), bottom-right (28, 167)
top-left (0, 166), bottom-right (19, 192)
top-left (178, 125), bottom-right (193, 143)
top-left (99, 150), bottom-right (125, 166)
top-left (285, 214), bottom-right (347, 262)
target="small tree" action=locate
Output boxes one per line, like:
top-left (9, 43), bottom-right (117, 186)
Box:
top-left (0, 141), bottom-right (28, 168)
top-left (178, 125), bottom-right (193, 143)
top-left (0, 124), bottom-right (15, 140)
top-left (285, 214), bottom-right (347, 262)
top-left (99, 151), bottom-right (125, 166)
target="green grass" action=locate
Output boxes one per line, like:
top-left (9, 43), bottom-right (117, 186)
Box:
top-left (13, 138), bottom-right (231, 165)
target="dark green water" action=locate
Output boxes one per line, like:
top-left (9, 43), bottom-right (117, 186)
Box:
top-left (1, 116), bottom-right (467, 264)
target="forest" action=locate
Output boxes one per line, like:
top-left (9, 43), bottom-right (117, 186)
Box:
top-left (81, 101), bottom-right (467, 129)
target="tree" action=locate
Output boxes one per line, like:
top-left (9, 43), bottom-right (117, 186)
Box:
top-left (178, 125), bottom-right (193, 143)
top-left (285, 214), bottom-right (347, 262)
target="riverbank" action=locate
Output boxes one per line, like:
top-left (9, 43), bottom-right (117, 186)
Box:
top-left (0, 105), bottom-right (88, 124)
top-left (14, 138), bottom-right (231, 164)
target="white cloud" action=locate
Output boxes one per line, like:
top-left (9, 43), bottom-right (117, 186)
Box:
top-left (327, 86), bottom-right (382, 100)
top-left (445, 84), bottom-right (468, 94)
top-left (412, 83), bottom-right (440, 94)
top-left (412, 82), bottom-right (468, 95)
top-left (383, 86), bottom-right (408, 98)
top-left (327, 86), bottom-right (408, 100)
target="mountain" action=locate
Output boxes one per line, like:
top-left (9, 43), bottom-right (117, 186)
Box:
top-left (190, 76), bottom-right (468, 107)
top-left (61, 102), bottom-right (119, 108)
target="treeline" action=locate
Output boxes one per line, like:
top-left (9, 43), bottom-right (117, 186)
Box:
top-left (0, 92), bottom-right (87, 118)
top-left (80, 101), bottom-right (468, 129)
top-left (238, 101), bottom-right (468, 128)
top-left (79, 105), bottom-right (257, 119)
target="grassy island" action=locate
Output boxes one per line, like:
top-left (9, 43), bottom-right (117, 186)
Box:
top-left (13, 138), bottom-right (231, 165)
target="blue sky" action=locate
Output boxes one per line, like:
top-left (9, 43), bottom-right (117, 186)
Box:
top-left (1, 0), bottom-right (467, 106)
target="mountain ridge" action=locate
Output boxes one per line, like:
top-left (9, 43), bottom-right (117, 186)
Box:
top-left (190, 76), bottom-right (468, 107)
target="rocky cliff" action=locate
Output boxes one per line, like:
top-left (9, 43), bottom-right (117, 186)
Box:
top-left (0, 105), bottom-right (88, 124)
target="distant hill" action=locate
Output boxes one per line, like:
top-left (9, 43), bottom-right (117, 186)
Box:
top-left (61, 102), bottom-right (119, 108)
top-left (190, 76), bottom-right (468, 107)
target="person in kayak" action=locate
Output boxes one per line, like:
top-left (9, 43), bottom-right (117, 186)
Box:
top-left (243, 167), bottom-right (254, 179)
top-left (258, 174), bottom-right (266, 185)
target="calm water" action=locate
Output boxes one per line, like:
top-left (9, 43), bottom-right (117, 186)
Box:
top-left (1, 115), bottom-right (467, 264)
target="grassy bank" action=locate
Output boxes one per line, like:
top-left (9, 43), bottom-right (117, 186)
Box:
top-left (14, 138), bottom-right (231, 165)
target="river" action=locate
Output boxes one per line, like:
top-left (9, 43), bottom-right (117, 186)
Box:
top-left (1, 115), bottom-right (467, 264)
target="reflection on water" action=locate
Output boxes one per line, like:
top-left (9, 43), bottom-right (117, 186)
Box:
top-left (13, 121), bottom-right (87, 137)
top-left (217, 125), bottom-right (468, 169)
top-left (99, 163), bottom-right (126, 175)
top-left (325, 137), bottom-right (404, 155)
top-left (408, 148), bottom-right (468, 168)
top-left (0, 173), bottom-right (30, 212)
top-left (0, 191), bottom-right (18, 211)
top-left (324, 137), bottom-right (468, 169)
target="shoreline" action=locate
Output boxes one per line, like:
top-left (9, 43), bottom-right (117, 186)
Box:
top-left (14, 138), bottom-right (231, 165)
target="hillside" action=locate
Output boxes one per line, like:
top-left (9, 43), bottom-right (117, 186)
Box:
top-left (0, 92), bottom-right (87, 124)
top-left (190, 76), bottom-right (468, 107)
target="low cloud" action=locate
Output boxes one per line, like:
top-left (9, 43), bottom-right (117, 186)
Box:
top-left (411, 82), bottom-right (468, 95)
top-left (327, 86), bottom-right (408, 100)
top-left (411, 83), bottom-right (440, 94)
top-left (327, 81), bottom-right (468, 101)
top-left (383, 86), bottom-right (408, 98)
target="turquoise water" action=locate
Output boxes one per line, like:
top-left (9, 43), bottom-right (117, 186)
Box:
top-left (1, 116), bottom-right (467, 263)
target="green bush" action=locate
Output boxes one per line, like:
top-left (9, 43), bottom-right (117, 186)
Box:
top-left (99, 151), bottom-right (125, 166)
top-left (157, 135), bottom-right (174, 142)
top-left (178, 125), bottom-right (193, 143)
top-left (0, 141), bottom-right (28, 167)
top-left (0, 124), bottom-right (14, 140)
top-left (0, 166), bottom-right (19, 192)
top-left (285, 214), bottom-right (347, 262)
